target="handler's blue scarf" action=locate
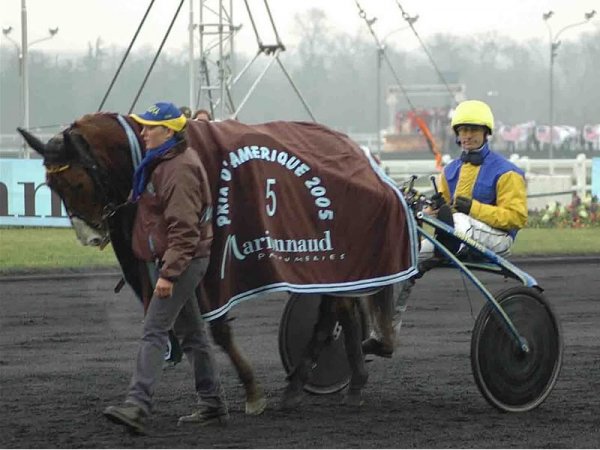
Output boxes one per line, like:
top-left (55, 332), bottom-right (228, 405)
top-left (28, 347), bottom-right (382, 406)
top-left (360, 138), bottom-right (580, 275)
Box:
top-left (131, 136), bottom-right (179, 202)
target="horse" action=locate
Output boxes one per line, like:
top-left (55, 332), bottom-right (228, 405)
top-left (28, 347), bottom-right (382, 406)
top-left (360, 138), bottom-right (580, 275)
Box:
top-left (19, 113), bottom-right (414, 409)
top-left (18, 113), bottom-right (269, 415)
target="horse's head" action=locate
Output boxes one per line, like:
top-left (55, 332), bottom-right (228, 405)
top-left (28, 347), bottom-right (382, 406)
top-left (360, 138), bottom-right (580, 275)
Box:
top-left (17, 113), bottom-right (139, 247)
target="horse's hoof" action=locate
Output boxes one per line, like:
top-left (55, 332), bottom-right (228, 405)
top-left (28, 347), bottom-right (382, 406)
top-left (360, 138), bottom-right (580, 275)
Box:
top-left (361, 337), bottom-right (393, 359)
top-left (245, 395), bottom-right (267, 415)
top-left (280, 386), bottom-right (303, 410)
top-left (343, 389), bottom-right (364, 407)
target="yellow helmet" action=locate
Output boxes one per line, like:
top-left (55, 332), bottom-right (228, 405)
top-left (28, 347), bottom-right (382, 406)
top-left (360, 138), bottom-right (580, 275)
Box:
top-left (451, 100), bottom-right (494, 135)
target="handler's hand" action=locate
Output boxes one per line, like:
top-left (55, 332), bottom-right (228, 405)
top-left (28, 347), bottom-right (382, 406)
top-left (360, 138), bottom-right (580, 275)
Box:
top-left (154, 277), bottom-right (174, 298)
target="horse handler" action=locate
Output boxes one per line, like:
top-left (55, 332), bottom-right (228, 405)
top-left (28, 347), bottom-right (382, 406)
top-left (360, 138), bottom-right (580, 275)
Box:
top-left (103, 101), bottom-right (229, 434)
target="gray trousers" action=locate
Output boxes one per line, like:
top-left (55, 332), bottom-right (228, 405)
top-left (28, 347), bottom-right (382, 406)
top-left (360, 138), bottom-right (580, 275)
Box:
top-left (126, 257), bottom-right (226, 414)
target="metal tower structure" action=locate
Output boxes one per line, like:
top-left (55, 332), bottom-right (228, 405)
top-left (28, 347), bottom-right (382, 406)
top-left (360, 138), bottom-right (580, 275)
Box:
top-left (190, 0), bottom-right (315, 121)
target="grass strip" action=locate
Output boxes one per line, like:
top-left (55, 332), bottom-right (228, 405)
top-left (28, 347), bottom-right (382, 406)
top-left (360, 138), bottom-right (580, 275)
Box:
top-left (1, 227), bottom-right (117, 271)
top-left (1, 226), bottom-right (599, 271)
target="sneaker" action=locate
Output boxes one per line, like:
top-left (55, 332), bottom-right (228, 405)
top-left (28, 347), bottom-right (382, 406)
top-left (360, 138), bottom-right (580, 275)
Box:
top-left (177, 406), bottom-right (229, 427)
top-left (103, 402), bottom-right (147, 435)
top-left (361, 337), bottom-right (393, 358)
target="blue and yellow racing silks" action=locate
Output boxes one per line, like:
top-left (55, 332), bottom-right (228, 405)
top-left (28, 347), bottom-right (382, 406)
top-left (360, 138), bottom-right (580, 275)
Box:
top-left (438, 143), bottom-right (527, 238)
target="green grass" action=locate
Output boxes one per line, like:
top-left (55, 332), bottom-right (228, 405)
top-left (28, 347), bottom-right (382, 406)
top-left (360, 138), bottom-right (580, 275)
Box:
top-left (1, 226), bottom-right (599, 272)
top-left (512, 228), bottom-right (600, 255)
top-left (0, 227), bottom-right (118, 271)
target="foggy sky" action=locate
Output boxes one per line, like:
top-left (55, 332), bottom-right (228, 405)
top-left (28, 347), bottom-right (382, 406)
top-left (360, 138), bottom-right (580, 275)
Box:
top-left (1, 0), bottom-right (598, 57)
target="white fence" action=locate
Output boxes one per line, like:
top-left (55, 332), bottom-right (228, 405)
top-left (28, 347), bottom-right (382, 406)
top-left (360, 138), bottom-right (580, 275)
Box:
top-left (381, 154), bottom-right (594, 210)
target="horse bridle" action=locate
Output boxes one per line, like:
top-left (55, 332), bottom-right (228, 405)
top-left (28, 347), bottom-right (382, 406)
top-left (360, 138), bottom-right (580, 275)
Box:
top-left (45, 115), bottom-right (142, 231)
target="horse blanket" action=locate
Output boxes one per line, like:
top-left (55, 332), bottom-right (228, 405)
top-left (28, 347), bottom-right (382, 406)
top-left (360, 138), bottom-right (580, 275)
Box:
top-left (185, 120), bottom-right (418, 320)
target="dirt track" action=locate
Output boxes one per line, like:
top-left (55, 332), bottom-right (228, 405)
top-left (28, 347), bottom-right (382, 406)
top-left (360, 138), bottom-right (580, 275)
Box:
top-left (1, 260), bottom-right (599, 448)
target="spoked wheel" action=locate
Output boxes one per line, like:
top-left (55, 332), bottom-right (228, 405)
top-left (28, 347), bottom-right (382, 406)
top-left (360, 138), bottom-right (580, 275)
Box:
top-left (278, 293), bottom-right (369, 394)
top-left (471, 286), bottom-right (563, 412)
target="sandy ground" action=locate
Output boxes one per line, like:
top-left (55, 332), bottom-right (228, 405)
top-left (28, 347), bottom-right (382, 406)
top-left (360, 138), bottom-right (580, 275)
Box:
top-left (1, 260), bottom-right (599, 448)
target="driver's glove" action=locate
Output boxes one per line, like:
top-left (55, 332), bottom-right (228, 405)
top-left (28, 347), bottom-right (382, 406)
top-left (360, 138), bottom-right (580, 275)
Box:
top-left (430, 193), bottom-right (446, 210)
top-left (454, 196), bottom-right (473, 214)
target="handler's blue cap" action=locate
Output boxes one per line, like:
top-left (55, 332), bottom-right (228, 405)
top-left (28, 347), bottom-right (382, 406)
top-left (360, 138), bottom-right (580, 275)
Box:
top-left (130, 102), bottom-right (187, 132)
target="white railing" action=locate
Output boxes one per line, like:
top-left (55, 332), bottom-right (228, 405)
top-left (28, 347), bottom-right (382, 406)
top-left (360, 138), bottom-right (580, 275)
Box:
top-left (1, 130), bottom-right (595, 203)
top-left (381, 154), bottom-right (594, 207)
top-left (1, 133), bottom-right (56, 159)
top-left (1, 133), bottom-right (56, 146)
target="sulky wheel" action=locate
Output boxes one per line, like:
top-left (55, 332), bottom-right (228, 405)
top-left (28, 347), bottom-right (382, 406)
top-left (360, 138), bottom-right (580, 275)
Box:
top-left (278, 293), bottom-right (368, 395)
top-left (471, 286), bottom-right (563, 412)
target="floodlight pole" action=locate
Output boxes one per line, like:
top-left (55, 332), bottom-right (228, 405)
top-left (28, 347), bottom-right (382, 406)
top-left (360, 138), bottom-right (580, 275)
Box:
top-left (21, 0), bottom-right (29, 157)
top-left (377, 46), bottom-right (382, 155)
top-left (3, 0), bottom-right (58, 158)
top-left (188, 0), bottom-right (195, 110)
top-left (543, 9), bottom-right (596, 174)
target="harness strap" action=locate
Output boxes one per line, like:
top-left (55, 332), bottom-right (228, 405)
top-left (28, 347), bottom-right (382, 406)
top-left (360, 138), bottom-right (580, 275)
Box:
top-left (116, 115), bottom-right (143, 170)
top-left (46, 164), bottom-right (70, 174)
top-left (112, 116), bottom-right (143, 294)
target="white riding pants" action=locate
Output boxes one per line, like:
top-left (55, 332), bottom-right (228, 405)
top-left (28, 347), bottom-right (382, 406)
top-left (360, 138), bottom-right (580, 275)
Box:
top-left (420, 212), bottom-right (514, 257)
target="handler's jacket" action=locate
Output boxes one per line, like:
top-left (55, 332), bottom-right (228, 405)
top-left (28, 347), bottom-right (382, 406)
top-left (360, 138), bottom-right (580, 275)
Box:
top-left (132, 140), bottom-right (213, 281)
top-left (438, 142), bottom-right (527, 238)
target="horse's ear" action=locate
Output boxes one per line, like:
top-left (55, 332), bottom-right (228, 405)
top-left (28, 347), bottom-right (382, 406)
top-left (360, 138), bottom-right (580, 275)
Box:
top-left (17, 127), bottom-right (46, 156)
top-left (63, 129), bottom-right (81, 157)
top-left (63, 129), bottom-right (91, 162)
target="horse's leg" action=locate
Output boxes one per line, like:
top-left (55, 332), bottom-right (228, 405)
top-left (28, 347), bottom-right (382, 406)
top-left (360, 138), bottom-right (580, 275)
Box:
top-left (281, 296), bottom-right (337, 410)
top-left (209, 316), bottom-right (267, 415)
top-left (363, 286), bottom-right (395, 357)
top-left (336, 297), bottom-right (369, 406)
